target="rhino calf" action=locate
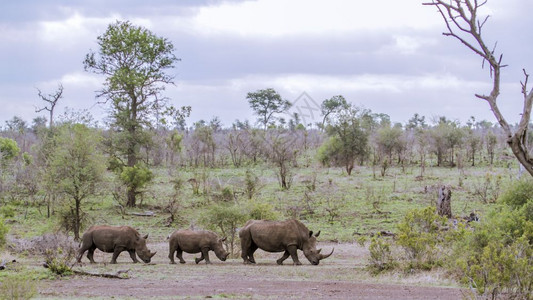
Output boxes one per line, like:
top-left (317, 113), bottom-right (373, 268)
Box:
top-left (168, 230), bottom-right (229, 264)
top-left (76, 225), bottom-right (156, 264)
top-left (240, 219), bottom-right (334, 265)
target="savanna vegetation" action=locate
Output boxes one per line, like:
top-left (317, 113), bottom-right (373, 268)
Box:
top-left (1, 2), bottom-right (532, 298)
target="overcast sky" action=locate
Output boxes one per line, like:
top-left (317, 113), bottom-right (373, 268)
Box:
top-left (1, 0), bottom-right (532, 128)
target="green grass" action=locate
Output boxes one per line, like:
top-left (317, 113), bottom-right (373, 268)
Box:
top-left (5, 163), bottom-right (513, 242)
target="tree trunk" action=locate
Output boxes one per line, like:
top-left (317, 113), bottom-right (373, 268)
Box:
top-left (74, 197), bottom-right (81, 241)
top-left (346, 161), bottom-right (354, 176)
top-left (437, 186), bottom-right (452, 218)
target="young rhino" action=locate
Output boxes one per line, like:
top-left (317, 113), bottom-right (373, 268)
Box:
top-left (168, 230), bottom-right (229, 264)
top-left (77, 225), bottom-right (156, 264)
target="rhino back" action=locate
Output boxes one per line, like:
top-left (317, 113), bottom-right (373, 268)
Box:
top-left (249, 220), bottom-right (304, 252)
top-left (90, 226), bottom-right (139, 253)
top-left (173, 230), bottom-right (214, 253)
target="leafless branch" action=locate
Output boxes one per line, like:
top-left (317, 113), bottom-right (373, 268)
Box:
top-left (425, 0), bottom-right (533, 176)
top-left (35, 83), bottom-right (63, 127)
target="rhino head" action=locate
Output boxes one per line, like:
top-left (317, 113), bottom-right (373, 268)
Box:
top-left (135, 233), bottom-right (157, 263)
top-left (213, 236), bottom-right (230, 261)
top-left (302, 230), bottom-right (334, 265)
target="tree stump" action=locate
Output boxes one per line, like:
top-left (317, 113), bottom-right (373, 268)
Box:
top-left (437, 186), bottom-right (452, 218)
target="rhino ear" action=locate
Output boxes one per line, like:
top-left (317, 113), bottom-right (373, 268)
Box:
top-left (314, 231), bottom-right (321, 237)
top-left (220, 237), bottom-right (227, 242)
top-left (309, 231), bottom-right (313, 238)
top-left (143, 234), bottom-right (149, 240)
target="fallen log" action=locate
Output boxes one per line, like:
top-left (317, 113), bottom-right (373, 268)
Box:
top-left (128, 211), bottom-right (156, 217)
top-left (72, 269), bottom-right (131, 279)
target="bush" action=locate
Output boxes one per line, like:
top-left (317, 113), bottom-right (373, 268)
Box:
top-left (450, 180), bottom-right (533, 299)
top-left (498, 178), bottom-right (533, 210)
top-left (0, 275), bottom-right (37, 300)
top-left (44, 247), bottom-right (74, 276)
top-left (453, 208), bottom-right (532, 299)
top-left (0, 217), bottom-right (9, 248)
top-left (247, 202), bottom-right (279, 220)
top-left (396, 206), bottom-right (448, 270)
top-left (367, 235), bottom-right (397, 274)
top-left (201, 204), bottom-right (249, 257)
top-left (244, 169), bottom-right (260, 200)
top-left (0, 205), bottom-right (15, 218)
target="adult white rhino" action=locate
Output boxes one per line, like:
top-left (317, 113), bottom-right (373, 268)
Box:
top-left (239, 219), bottom-right (334, 265)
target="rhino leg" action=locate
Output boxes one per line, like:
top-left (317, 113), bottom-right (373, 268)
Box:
top-left (77, 243), bottom-right (95, 263)
top-left (76, 248), bottom-right (85, 263)
top-left (168, 248), bottom-right (176, 264)
top-left (111, 248), bottom-right (126, 264)
top-left (276, 251), bottom-right (290, 265)
top-left (287, 245), bottom-right (302, 265)
top-left (195, 253), bottom-right (205, 264)
top-left (87, 247), bottom-right (96, 263)
top-left (176, 249), bottom-right (186, 264)
top-left (240, 234), bottom-right (255, 264)
top-left (199, 248), bottom-right (210, 264)
top-left (128, 250), bottom-right (139, 263)
top-left (247, 244), bottom-right (258, 264)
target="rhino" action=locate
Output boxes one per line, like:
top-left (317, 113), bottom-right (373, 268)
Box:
top-left (76, 225), bottom-right (156, 264)
top-left (168, 230), bottom-right (229, 264)
top-left (239, 219), bottom-right (334, 265)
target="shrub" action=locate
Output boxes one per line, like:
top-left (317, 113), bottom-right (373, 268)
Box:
top-left (367, 235), bottom-right (397, 274)
top-left (471, 172), bottom-right (503, 203)
top-left (498, 178), bottom-right (533, 210)
top-left (0, 275), bottom-right (37, 300)
top-left (217, 186), bottom-right (233, 202)
top-left (0, 205), bottom-right (15, 218)
top-left (247, 202), bottom-right (279, 220)
top-left (453, 208), bottom-right (532, 299)
top-left (244, 169), bottom-right (260, 200)
top-left (44, 247), bottom-right (74, 276)
top-left (201, 204), bottom-right (249, 257)
top-left (396, 206), bottom-right (448, 270)
top-left (450, 180), bottom-right (533, 299)
top-left (0, 217), bottom-right (9, 248)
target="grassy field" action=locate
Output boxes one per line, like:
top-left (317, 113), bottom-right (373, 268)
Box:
top-left (0, 162), bottom-right (519, 298)
top-left (6, 162), bottom-right (515, 242)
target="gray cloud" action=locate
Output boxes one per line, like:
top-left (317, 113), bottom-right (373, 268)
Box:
top-left (1, 0), bottom-right (531, 128)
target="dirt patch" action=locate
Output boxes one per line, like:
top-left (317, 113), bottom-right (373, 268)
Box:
top-left (38, 243), bottom-right (465, 299)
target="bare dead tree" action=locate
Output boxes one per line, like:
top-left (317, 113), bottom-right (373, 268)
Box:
top-left (424, 0), bottom-right (533, 177)
top-left (437, 185), bottom-right (452, 218)
top-left (36, 83), bottom-right (63, 128)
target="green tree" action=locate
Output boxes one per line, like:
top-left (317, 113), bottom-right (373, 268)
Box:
top-left (0, 137), bottom-right (20, 167)
top-left (166, 130), bottom-right (183, 166)
top-left (48, 124), bottom-right (105, 240)
top-left (264, 130), bottom-right (297, 189)
top-left (429, 117), bottom-right (463, 167)
top-left (319, 95), bottom-right (349, 130)
top-left (375, 124), bottom-right (404, 176)
top-left (318, 106), bottom-right (369, 175)
top-left (201, 204), bottom-right (249, 258)
top-left (84, 20), bottom-right (180, 207)
top-left (247, 88), bottom-right (291, 130)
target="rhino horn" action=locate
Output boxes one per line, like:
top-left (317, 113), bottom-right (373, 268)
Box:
top-left (314, 231), bottom-right (321, 237)
top-left (319, 248), bottom-right (334, 260)
top-left (150, 251), bottom-right (157, 258)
